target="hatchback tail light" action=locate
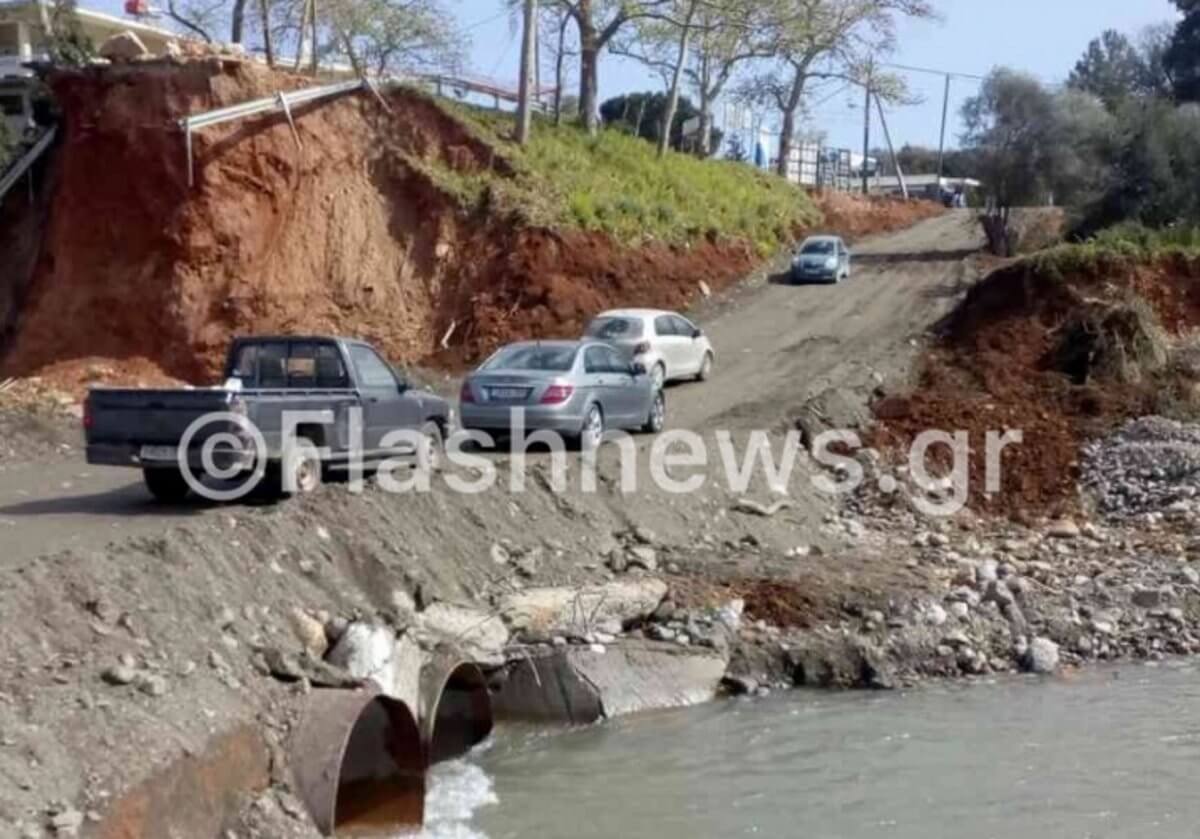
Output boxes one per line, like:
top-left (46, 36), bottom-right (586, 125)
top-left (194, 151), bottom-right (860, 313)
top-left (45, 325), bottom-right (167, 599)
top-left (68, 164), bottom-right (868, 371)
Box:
top-left (633, 341), bottom-right (651, 355)
top-left (540, 384), bottom-right (574, 404)
top-left (459, 381), bottom-right (476, 404)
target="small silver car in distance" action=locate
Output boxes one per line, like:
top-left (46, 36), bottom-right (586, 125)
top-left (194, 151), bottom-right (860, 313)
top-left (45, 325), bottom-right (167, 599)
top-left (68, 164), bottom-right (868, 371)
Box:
top-left (791, 235), bottom-right (851, 283)
top-left (583, 308), bottom-right (714, 391)
top-left (459, 340), bottom-right (665, 448)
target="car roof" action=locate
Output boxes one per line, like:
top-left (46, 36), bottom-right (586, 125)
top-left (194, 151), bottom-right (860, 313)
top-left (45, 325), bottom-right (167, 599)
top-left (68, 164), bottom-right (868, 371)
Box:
top-left (498, 339), bottom-right (584, 350)
top-left (801, 235), bottom-right (843, 244)
top-left (592, 308), bottom-right (680, 319)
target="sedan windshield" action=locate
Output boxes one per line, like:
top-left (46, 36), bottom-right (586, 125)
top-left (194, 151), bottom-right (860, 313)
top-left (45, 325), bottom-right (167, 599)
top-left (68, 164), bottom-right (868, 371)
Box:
top-left (585, 316), bottom-right (644, 340)
top-left (483, 344), bottom-right (578, 371)
top-left (800, 240), bottom-right (836, 255)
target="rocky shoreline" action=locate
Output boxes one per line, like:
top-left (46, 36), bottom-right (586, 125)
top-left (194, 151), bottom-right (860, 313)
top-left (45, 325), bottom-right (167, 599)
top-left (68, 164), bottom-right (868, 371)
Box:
top-left (3, 410), bottom-right (1200, 836)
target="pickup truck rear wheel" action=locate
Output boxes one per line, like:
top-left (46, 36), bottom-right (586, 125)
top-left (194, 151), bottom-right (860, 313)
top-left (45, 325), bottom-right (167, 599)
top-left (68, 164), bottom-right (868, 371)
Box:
top-left (275, 439), bottom-right (323, 498)
top-left (142, 467), bottom-right (191, 503)
top-left (418, 421), bottom-right (445, 472)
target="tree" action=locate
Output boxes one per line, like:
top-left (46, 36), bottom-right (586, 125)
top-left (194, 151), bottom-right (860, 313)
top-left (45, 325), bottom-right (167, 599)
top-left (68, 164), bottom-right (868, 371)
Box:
top-left (1167, 0), bottom-right (1200, 102)
top-left (540, 4), bottom-right (578, 124)
top-left (1139, 22), bottom-right (1178, 99)
top-left (1067, 29), bottom-right (1149, 110)
top-left (961, 69), bottom-right (1112, 255)
top-left (1076, 98), bottom-right (1200, 235)
top-left (741, 0), bottom-right (934, 178)
top-left (323, 0), bottom-right (464, 76)
top-left (686, 0), bottom-right (774, 156)
top-left (552, 1), bottom-right (671, 135)
top-left (599, 91), bottom-right (720, 151)
top-left (610, 0), bottom-right (702, 157)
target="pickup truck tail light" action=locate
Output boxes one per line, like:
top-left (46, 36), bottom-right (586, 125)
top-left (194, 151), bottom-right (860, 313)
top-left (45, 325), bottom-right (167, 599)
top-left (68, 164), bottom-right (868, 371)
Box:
top-left (228, 394), bottom-right (248, 417)
top-left (82, 396), bottom-right (93, 431)
top-left (540, 384), bottom-right (574, 404)
top-left (459, 381), bottom-right (475, 404)
top-left (633, 341), bottom-right (651, 355)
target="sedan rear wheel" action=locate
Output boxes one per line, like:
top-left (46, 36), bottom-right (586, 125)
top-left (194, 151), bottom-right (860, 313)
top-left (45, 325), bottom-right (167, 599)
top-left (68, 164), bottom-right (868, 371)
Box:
top-left (581, 404), bottom-right (604, 451)
top-left (418, 420), bottom-right (444, 472)
top-left (650, 362), bottom-right (666, 391)
top-left (642, 389), bottom-right (666, 433)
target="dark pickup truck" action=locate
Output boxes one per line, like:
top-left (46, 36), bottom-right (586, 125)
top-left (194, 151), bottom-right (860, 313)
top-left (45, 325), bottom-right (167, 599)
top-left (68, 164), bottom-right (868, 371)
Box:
top-left (84, 336), bottom-right (451, 502)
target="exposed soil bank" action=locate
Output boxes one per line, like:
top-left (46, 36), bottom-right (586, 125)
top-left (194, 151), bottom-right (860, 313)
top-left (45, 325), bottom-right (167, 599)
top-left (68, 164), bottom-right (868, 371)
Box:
top-left (0, 59), bottom-right (939, 393)
top-left (873, 248), bottom-right (1200, 515)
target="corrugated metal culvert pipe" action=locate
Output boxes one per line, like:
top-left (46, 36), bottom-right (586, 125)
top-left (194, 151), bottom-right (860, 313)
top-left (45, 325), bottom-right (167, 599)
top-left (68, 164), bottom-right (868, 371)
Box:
top-left (290, 688), bottom-right (426, 836)
top-left (419, 656), bottom-right (495, 765)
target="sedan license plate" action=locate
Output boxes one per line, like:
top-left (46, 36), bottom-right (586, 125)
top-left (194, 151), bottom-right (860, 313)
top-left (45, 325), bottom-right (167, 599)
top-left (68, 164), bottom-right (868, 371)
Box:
top-left (488, 387), bottom-right (529, 401)
top-left (139, 444), bottom-right (179, 462)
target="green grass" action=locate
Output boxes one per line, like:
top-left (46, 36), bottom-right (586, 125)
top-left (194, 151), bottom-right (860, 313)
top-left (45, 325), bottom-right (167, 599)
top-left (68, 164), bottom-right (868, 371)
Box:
top-left (414, 99), bottom-right (818, 255)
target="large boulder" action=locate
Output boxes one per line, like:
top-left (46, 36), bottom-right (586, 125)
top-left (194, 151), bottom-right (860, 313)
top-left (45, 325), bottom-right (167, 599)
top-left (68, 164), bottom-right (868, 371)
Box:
top-left (416, 602), bottom-right (509, 665)
top-left (498, 579), bottom-right (668, 640)
top-left (98, 31), bottom-right (150, 63)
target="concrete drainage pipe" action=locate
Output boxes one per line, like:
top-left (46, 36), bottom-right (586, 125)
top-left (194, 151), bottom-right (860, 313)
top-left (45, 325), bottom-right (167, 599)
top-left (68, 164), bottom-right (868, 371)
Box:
top-left (290, 688), bottom-right (425, 836)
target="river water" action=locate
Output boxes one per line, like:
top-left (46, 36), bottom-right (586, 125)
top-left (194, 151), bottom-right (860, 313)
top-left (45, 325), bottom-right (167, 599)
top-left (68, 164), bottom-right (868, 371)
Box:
top-left (422, 662), bottom-right (1200, 839)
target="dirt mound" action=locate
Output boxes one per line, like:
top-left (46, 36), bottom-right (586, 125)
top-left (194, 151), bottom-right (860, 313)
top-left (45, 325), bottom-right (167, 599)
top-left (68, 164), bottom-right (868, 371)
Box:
top-left (811, 191), bottom-right (944, 241)
top-left (873, 249), bottom-right (1200, 515)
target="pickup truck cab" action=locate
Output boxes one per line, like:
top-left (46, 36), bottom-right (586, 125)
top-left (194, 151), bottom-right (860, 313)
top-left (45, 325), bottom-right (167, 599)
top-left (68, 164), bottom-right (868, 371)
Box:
top-left (84, 336), bottom-right (451, 502)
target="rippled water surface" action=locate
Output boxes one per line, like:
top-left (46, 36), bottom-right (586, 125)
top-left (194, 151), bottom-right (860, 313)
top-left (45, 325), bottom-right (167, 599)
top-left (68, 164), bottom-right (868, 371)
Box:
top-left (423, 663), bottom-right (1200, 838)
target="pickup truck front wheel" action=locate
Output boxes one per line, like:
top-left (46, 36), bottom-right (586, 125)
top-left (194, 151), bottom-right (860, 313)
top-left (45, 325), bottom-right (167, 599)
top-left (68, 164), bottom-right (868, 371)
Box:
top-left (142, 467), bottom-right (191, 503)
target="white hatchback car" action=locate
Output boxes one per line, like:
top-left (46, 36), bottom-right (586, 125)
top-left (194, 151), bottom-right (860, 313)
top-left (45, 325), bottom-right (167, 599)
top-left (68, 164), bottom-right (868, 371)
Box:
top-left (583, 308), bottom-right (714, 389)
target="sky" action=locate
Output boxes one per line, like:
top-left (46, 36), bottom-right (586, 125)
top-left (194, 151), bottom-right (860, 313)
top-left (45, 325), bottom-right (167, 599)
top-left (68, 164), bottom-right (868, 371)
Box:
top-left (91, 0), bottom-right (1183, 153)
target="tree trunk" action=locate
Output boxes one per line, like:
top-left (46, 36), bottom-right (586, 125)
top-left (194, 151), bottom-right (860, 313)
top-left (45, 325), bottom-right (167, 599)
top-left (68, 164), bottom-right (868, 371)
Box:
top-left (516, 0), bottom-right (537, 144)
top-left (259, 0), bottom-right (274, 66)
top-left (553, 11), bottom-right (569, 126)
top-left (657, 4), bottom-right (695, 158)
top-left (775, 69), bottom-right (806, 178)
top-left (578, 25), bottom-right (600, 134)
top-left (309, 0), bottom-right (318, 74)
top-left (35, 0), bottom-right (54, 40)
top-left (231, 0), bottom-right (248, 44)
top-left (294, 0), bottom-right (311, 70)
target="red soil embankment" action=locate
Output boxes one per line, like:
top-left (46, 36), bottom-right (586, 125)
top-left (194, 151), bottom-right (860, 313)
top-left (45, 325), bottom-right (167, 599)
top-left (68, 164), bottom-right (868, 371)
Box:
top-left (0, 59), bottom-right (940, 393)
top-left (873, 250), bottom-right (1200, 516)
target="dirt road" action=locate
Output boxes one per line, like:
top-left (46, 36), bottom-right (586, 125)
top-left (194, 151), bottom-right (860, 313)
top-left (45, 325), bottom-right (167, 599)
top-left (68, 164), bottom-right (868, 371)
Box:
top-left (0, 211), bottom-right (982, 564)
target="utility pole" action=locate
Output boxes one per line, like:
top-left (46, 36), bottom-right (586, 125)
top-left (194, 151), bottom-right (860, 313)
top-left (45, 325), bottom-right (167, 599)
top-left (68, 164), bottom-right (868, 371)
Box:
top-left (935, 73), bottom-right (951, 190)
top-left (516, 0), bottom-right (538, 145)
top-left (875, 94), bottom-right (908, 199)
top-left (861, 60), bottom-right (873, 195)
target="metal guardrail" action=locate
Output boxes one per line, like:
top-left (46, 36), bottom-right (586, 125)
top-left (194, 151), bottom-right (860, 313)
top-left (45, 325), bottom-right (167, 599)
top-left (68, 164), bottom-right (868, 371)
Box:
top-left (177, 77), bottom-right (370, 187)
top-left (0, 125), bottom-right (57, 205)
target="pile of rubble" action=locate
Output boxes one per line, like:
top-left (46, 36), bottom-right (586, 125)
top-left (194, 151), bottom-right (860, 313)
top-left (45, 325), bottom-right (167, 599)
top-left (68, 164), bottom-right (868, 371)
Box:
top-left (1081, 416), bottom-right (1200, 519)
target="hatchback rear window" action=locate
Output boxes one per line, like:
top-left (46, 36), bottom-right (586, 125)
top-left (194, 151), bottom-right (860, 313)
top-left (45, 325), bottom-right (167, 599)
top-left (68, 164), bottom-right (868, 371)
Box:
top-left (585, 316), bottom-right (644, 340)
top-left (484, 345), bottom-right (578, 371)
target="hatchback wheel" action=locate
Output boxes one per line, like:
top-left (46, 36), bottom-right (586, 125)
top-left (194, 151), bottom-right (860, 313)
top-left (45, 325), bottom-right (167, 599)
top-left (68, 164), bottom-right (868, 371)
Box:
top-left (696, 352), bottom-right (713, 382)
top-left (642, 389), bottom-right (666, 433)
top-left (580, 404), bottom-right (604, 451)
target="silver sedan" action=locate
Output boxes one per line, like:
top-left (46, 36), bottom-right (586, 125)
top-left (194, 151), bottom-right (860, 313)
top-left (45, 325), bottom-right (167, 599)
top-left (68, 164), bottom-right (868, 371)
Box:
top-left (459, 340), bottom-right (665, 448)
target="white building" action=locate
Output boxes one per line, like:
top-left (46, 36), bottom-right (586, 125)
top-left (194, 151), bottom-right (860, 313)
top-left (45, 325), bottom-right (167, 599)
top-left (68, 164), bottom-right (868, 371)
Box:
top-left (0, 1), bottom-right (179, 138)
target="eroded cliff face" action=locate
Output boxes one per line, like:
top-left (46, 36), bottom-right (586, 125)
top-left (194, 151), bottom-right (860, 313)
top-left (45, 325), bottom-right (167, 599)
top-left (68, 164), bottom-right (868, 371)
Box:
top-left (0, 59), bottom-right (758, 387)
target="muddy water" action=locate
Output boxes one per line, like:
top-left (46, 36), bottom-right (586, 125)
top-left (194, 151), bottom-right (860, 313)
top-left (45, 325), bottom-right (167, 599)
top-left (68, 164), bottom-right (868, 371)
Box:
top-left (422, 663), bottom-right (1200, 838)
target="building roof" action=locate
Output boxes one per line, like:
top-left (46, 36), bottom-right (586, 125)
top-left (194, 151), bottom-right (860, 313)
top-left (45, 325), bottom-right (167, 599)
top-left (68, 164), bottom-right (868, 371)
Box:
top-left (0, 1), bottom-right (182, 42)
